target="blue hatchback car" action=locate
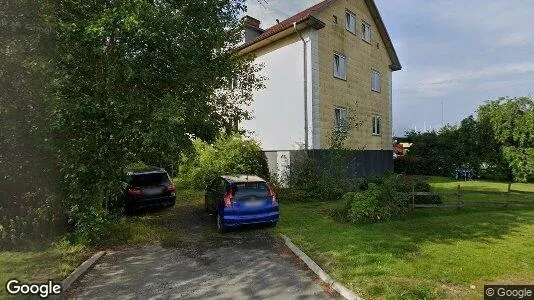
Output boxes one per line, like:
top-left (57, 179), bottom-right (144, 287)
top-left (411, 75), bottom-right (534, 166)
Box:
top-left (204, 175), bottom-right (279, 232)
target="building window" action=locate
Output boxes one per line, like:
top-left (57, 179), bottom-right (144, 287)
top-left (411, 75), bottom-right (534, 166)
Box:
top-left (333, 53), bottom-right (347, 80)
top-left (333, 15), bottom-right (338, 24)
top-left (372, 115), bottom-right (381, 135)
top-left (362, 21), bottom-right (371, 43)
top-left (372, 70), bottom-right (381, 92)
top-left (334, 107), bottom-right (349, 132)
top-left (345, 11), bottom-right (356, 34)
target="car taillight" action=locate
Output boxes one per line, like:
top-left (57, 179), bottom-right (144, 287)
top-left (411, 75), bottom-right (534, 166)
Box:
top-left (128, 187), bottom-right (143, 196)
top-left (165, 183), bottom-right (176, 192)
top-left (269, 186), bottom-right (278, 206)
top-left (223, 188), bottom-right (234, 208)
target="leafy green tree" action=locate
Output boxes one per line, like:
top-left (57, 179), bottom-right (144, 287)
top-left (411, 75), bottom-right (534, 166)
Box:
top-left (478, 97), bottom-right (534, 182)
top-left (177, 135), bottom-right (269, 190)
top-left (0, 0), bottom-right (62, 248)
top-left (51, 0), bottom-right (263, 242)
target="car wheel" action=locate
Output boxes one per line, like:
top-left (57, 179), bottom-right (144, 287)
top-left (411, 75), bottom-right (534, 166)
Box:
top-left (217, 214), bottom-right (226, 233)
top-left (168, 200), bottom-right (176, 208)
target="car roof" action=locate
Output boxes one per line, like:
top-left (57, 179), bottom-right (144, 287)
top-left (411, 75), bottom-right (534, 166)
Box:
top-left (221, 175), bottom-right (266, 184)
top-left (125, 166), bottom-right (167, 176)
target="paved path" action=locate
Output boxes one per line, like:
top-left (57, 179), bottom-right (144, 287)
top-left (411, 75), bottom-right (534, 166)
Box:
top-left (69, 204), bottom-right (334, 299)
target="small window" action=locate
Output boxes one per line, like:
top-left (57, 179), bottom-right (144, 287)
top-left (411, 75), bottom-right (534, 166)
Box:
top-left (372, 115), bottom-right (381, 135)
top-left (333, 53), bottom-right (347, 80)
top-left (345, 11), bottom-right (356, 34)
top-left (362, 21), bottom-right (371, 43)
top-left (334, 107), bottom-right (349, 132)
top-left (372, 70), bottom-right (381, 92)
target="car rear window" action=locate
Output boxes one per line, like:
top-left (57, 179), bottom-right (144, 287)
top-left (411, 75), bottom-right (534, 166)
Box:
top-left (233, 182), bottom-right (270, 197)
top-left (130, 173), bottom-right (170, 187)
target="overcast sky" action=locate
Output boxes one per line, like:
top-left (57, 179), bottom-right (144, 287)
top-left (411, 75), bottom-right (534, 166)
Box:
top-left (245, 0), bottom-right (534, 136)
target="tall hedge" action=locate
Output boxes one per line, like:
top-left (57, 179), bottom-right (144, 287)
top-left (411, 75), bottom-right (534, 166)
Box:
top-left (176, 135), bottom-right (269, 190)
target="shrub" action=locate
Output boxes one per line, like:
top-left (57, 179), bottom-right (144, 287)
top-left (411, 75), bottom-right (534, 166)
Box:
top-left (332, 174), bottom-right (412, 224)
top-left (176, 135), bottom-right (269, 190)
top-left (281, 154), bottom-right (360, 202)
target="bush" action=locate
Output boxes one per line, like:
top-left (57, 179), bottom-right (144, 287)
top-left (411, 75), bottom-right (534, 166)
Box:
top-left (281, 154), bottom-right (360, 202)
top-left (176, 135), bottom-right (269, 190)
top-left (332, 174), bottom-right (411, 224)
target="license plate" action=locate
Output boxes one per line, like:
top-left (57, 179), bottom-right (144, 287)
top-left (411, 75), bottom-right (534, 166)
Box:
top-left (243, 200), bottom-right (263, 207)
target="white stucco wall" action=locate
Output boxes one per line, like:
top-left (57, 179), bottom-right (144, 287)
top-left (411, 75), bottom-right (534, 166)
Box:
top-left (241, 29), bottom-right (319, 151)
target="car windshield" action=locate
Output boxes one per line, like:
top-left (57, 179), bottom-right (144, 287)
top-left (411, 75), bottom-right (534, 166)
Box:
top-left (233, 182), bottom-right (270, 198)
top-left (130, 173), bottom-right (169, 187)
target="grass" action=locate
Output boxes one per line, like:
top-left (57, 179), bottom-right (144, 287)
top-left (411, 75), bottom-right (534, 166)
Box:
top-left (276, 178), bottom-right (534, 299)
top-left (427, 176), bottom-right (534, 203)
top-left (0, 241), bottom-right (90, 298)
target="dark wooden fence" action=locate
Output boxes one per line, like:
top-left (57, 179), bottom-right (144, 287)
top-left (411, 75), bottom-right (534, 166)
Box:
top-left (290, 149), bottom-right (393, 178)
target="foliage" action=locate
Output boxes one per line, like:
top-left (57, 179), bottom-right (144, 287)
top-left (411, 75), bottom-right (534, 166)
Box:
top-left (275, 107), bottom-right (365, 202)
top-left (331, 174), bottom-right (411, 224)
top-left (400, 118), bottom-right (493, 177)
top-left (49, 0), bottom-right (263, 242)
top-left (176, 135), bottom-right (269, 190)
top-left (278, 152), bottom-right (362, 202)
top-left (478, 97), bottom-right (534, 182)
top-left (0, 0), bottom-right (64, 249)
top-left (399, 97), bottom-right (534, 182)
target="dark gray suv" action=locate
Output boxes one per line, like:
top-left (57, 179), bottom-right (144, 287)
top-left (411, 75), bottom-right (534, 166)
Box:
top-left (123, 167), bottom-right (176, 212)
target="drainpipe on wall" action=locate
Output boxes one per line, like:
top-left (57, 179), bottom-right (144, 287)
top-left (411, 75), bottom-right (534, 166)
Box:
top-left (293, 22), bottom-right (309, 151)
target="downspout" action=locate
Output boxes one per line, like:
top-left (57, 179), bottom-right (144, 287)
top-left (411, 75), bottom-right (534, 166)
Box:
top-left (293, 22), bottom-right (309, 151)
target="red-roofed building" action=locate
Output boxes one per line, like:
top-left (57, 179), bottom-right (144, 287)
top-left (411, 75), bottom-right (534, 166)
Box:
top-left (236, 0), bottom-right (401, 177)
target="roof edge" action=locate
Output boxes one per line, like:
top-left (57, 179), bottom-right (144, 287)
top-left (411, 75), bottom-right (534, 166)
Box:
top-left (236, 15), bottom-right (325, 54)
top-left (363, 0), bottom-right (402, 71)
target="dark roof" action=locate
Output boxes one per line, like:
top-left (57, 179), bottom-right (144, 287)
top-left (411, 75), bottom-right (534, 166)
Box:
top-left (239, 0), bottom-right (333, 50)
top-left (239, 0), bottom-right (401, 71)
top-left (221, 175), bottom-right (266, 183)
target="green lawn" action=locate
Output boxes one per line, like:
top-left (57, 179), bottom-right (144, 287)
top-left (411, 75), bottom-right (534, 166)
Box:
top-left (0, 241), bottom-right (90, 298)
top-left (428, 177), bottom-right (534, 203)
top-left (277, 178), bottom-right (534, 299)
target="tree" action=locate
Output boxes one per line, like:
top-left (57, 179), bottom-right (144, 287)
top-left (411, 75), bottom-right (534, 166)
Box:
top-left (477, 97), bottom-right (534, 182)
top-left (0, 0), bottom-right (62, 248)
top-left (51, 0), bottom-right (264, 241)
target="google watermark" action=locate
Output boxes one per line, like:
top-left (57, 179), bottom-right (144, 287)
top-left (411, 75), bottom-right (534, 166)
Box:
top-left (5, 279), bottom-right (62, 298)
top-left (485, 285), bottom-right (534, 300)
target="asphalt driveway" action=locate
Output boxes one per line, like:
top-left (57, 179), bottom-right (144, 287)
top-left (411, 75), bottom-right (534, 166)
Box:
top-left (68, 203), bottom-right (335, 299)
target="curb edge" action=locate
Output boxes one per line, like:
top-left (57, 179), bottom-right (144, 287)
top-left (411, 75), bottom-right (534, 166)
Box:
top-left (61, 250), bottom-right (106, 292)
top-left (281, 234), bottom-right (362, 300)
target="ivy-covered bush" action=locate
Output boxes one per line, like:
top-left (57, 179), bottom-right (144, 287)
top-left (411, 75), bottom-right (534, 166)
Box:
top-left (331, 174), bottom-right (412, 224)
top-left (176, 135), bottom-right (270, 190)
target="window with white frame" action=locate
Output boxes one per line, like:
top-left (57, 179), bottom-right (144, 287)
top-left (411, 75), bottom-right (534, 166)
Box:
top-left (362, 21), bottom-right (371, 43)
top-left (334, 107), bottom-right (348, 132)
top-left (333, 53), bottom-right (347, 80)
top-left (345, 11), bottom-right (356, 34)
top-left (372, 115), bottom-right (381, 135)
top-left (371, 70), bottom-right (381, 92)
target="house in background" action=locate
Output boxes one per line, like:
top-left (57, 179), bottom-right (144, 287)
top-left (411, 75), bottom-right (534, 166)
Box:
top-left (237, 0), bottom-right (401, 178)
